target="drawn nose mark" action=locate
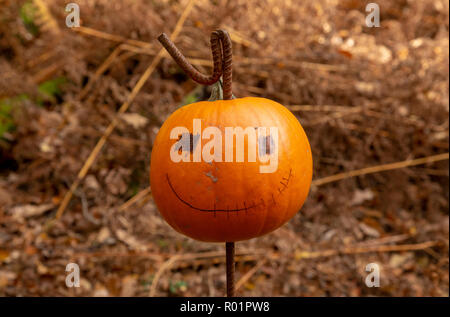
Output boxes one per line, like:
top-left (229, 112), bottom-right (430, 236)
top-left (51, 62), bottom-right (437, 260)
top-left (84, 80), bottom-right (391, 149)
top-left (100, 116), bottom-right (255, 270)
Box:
top-left (205, 171), bottom-right (218, 183)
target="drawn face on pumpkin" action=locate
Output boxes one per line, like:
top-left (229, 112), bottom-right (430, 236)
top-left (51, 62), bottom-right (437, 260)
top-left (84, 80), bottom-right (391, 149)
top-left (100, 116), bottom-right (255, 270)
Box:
top-left (150, 97), bottom-right (312, 242)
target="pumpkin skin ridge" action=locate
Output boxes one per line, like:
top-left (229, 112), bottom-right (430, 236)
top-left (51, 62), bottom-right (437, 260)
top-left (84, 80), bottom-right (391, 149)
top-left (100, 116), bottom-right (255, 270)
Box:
top-left (150, 96), bottom-right (312, 242)
top-left (276, 102), bottom-right (305, 231)
top-left (280, 97), bottom-right (312, 231)
top-left (151, 104), bottom-right (196, 235)
top-left (265, 100), bottom-right (291, 233)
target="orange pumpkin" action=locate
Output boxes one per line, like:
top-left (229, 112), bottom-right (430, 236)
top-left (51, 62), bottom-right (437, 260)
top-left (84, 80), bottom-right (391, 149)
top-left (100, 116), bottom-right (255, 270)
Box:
top-left (150, 96), bottom-right (312, 242)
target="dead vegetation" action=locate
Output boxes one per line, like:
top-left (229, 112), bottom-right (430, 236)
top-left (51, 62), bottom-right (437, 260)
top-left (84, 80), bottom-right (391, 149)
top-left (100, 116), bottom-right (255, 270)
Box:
top-left (0, 0), bottom-right (448, 296)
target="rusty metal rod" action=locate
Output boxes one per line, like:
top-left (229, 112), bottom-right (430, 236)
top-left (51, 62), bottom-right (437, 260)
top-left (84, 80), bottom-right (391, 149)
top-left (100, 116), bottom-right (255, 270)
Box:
top-left (157, 30), bottom-right (233, 99)
top-left (226, 241), bottom-right (235, 297)
top-left (158, 29), bottom-right (235, 298)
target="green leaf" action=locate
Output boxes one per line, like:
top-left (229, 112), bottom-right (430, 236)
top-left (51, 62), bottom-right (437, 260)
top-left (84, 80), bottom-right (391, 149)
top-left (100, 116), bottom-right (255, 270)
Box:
top-left (0, 95), bottom-right (27, 139)
top-left (181, 91), bottom-right (199, 106)
top-left (20, 1), bottom-right (39, 36)
top-left (37, 77), bottom-right (66, 105)
top-left (169, 280), bottom-right (187, 294)
top-left (38, 77), bottom-right (65, 97)
top-left (208, 79), bottom-right (236, 101)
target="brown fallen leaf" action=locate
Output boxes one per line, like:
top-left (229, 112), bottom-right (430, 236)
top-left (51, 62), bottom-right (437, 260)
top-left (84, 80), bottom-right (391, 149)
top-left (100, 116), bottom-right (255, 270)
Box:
top-left (0, 271), bottom-right (17, 289)
top-left (359, 222), bottom-right (380, 238)
top-left (0, 186), bottom-right (12, 206)
top-left (0, 250), bottom-right (10, 264)
top-left (338, 48), bottom-right (353, 59)
top-left (121, 113), bottom-right (149, 129)
top-left (115, 229), bottom-right (147, 251)
top-left (10, 204), bottom-right (54, 219)
top-left (120, 274), bottom-right (138, 297)
top-left (351, 189), bottom-right (375, 206)
top-left (93, 283), bottom-right (110, 297)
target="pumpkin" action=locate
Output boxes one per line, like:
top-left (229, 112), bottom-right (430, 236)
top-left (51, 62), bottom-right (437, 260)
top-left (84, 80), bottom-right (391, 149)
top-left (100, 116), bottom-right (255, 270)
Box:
top-left (150, 96), bottom-right (312, 242)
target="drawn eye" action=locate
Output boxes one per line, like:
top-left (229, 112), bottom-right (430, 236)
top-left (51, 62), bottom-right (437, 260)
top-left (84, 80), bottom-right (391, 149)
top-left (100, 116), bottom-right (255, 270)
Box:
top-left (176, 133), bottom-right (200, 154)
top-left (189, 133), bottom-right (195, 153)
top-left (258, 134), bottom-right (274, 156)
top-left (265, 135), bottom-right (271, 155)
top-left (176, 135), bottom-right (183, 154)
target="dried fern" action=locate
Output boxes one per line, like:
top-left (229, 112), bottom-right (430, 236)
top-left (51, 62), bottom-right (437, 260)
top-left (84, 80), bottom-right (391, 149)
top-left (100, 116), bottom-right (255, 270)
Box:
top-left (32, 0), bottom-right (61, 36)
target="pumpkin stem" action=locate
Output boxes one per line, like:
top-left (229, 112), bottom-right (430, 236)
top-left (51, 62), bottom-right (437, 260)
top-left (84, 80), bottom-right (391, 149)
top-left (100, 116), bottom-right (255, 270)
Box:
top-left (209, 79), bottom-right (236, 101)
top-left (158, 30), bottom-right (233, 100)
top-left (208, 79), bottom-right (224, 101)
top-left (226, 241), bottom-right (235, 297)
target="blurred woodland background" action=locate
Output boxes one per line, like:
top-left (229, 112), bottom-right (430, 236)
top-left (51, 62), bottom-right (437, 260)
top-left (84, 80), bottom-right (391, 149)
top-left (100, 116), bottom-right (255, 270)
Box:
top-left (0, 0), bottom-right (449, 296)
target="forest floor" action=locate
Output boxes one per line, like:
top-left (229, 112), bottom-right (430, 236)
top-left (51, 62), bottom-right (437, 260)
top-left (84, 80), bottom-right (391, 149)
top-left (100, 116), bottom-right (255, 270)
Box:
top-left (0, 0), bottom-right (449, 296)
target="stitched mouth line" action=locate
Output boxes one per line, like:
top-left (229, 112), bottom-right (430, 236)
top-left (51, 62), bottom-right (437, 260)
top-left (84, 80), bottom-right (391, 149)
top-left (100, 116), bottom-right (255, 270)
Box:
top-left (165, 168), bottom-right (292, 213)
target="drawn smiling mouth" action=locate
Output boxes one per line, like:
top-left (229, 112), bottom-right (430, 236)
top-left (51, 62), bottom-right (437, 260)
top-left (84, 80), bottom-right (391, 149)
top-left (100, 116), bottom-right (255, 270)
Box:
top-left (165, 168), bottom-right (292, 214)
